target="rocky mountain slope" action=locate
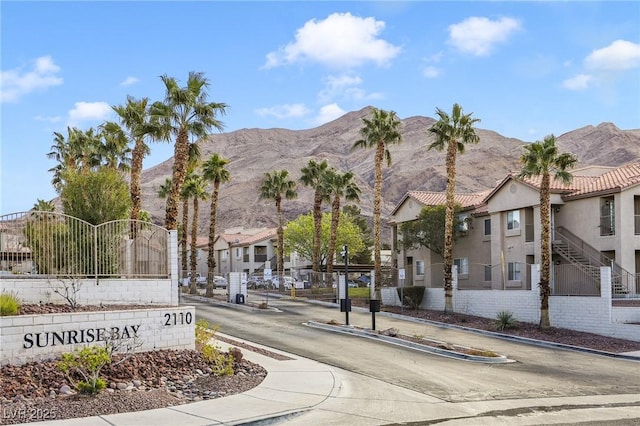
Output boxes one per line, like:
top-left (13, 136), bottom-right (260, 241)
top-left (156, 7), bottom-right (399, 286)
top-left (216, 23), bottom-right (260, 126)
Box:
top-left (139, 106), bottom-right (640, 235)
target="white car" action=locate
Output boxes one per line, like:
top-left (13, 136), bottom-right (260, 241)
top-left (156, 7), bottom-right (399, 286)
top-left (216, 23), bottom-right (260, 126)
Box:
top-left (179, 273), bottom-right (207, 287)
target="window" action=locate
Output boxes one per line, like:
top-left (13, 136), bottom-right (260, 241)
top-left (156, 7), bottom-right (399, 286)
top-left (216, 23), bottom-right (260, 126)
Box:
top-left (508, 262), bottom-right (521, 281)
top-left (416, 260), bottom-right (425, 275)
top-left (507, 210), bottom-right (520, 230)
top-left (454, 257), bottom-right (469, 275)
top-left (457, 214), bottom-right (469, 233)
top-left (235, 248), bottom-right (242, 258)
top-left (484, 265), bottom-right (492, 281)
top-left (600, 197), bottom-right (615, 236)
top-left (483, 219), bottom-right (491, 236)
top-left (221, 250), bottom-right (228, 260)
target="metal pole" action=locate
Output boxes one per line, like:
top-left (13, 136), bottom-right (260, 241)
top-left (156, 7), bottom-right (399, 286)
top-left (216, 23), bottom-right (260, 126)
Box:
top-left (343, 245), bottom-right (349, 326)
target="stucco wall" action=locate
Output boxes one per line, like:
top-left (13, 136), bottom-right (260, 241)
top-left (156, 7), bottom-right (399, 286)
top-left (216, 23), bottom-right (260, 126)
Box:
top-left (1, 278), bottom-right (178, 306)
top-left (1, 306), bottom-right (195, 365)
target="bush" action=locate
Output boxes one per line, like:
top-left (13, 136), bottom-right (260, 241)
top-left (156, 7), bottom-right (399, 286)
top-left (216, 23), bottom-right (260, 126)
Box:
top-left (398, 286), bottom-right (425, 310)
top-left (195, 319), bottom-right (234, 376)
top-left (493, 310), bottom-right (519, 331)
top-left (57, 346), bottom-right (111, 394)
top-left (0, 291), bottom-right (21, 316)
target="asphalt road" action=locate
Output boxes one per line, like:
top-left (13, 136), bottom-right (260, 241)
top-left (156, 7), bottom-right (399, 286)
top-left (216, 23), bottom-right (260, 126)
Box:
top-left (187, 295), bottom-right (640, 404)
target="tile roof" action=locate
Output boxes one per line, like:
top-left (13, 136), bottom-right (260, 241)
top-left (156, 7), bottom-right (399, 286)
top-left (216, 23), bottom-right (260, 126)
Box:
top-left (406, 191), bottom-right (489, 209)
top-left (217, 228), bottom-right (278, 247)
top-left (563, 161), bottom-right (640, 199)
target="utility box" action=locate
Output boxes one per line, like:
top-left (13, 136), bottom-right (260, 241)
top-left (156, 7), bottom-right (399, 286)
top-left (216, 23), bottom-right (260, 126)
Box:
top-left (340, 298), bottom-right (351, 312)
top-left (228, 272), bottom-right (247, 304)
top-left (369, 299), bottom-right (381, 313)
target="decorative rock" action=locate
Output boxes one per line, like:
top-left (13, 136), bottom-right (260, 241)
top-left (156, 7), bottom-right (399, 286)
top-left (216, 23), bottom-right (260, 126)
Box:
top-left (133, 380), bottom-right (142, 387)
top-left (116, 382), bottom-right (128, 390)
top-left (49, 390), bottom-right (56, 399)
top-left (59, 385), bottom-right (73, 395)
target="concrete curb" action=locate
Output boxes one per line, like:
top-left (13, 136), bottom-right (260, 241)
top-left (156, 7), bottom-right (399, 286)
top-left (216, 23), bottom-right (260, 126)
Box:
top-left (305, 320), bottom-right (515, 363)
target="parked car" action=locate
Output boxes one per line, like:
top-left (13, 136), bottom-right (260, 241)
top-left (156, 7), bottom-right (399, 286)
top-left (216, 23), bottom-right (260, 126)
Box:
top-left (179, 273), bottom-right (207, 287)
top-left (213, 276), bottom-right (227, 289)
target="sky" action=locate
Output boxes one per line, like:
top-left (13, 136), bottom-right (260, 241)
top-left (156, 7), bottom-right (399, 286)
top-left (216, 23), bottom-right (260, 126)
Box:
top-left (1, 1), bottom-right (639, 215)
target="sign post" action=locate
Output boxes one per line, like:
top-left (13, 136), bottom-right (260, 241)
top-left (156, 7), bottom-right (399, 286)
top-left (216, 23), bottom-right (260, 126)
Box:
top-left (340, 245), bottom-right (351, 325)
top-left (399, 268), bottom-right (405, 312)
top-left (263, 266), bottom-right (272, 307)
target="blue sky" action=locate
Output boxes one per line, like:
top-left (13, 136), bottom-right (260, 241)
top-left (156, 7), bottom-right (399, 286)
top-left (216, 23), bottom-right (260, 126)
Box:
top-left (2, 1), bottom-right (639, 215)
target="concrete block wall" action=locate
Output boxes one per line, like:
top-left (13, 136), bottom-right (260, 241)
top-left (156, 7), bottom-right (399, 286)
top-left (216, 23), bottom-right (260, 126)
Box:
top-left (612, 307), bottom-right (640, 324)
top-left (0, 278), bottom-right (176, 306)
top-left (453, 289), bottom-right (540, 323)
top-left (0, 306), bottom-right (195, 366)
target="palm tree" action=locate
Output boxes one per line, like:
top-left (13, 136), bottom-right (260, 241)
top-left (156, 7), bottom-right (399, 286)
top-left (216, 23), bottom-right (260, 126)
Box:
top-left (47, 127), bottom-right (100, 190)
top-left (97, 122), bottom-right (132, 172)
top-left (157, 178), bottom-right (172, 200)
top-left (178, 143), bottom-right (203, 281)
top-left (201, 153), bottom-right (231, 297)
top-left (111, 96), bottom-right (163, 221)
top-left (519, 134), bottom-right (576, 329)
top-left (323, 169), bottom-right (361, 281)
top-left (183, 174), bottom-right (209, 295)
top-left (300, 159), bottom-right (330, 281)
top-left (260, 170), bottom-right (297, 292)
top-left (151, 71), bottom-right (228, 231)
top-left (428, 103), bottom-right (480, 314)
top-left (352, 108), bottom-right (402, 294)
top-left (32, 199), bottom-right (55, 212)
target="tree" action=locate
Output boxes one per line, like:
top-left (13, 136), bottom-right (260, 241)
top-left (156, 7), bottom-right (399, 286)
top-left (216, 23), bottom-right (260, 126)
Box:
top-left (399, 205), bottom-right (464, 256)
top-left (183, 174), bottom-right (209, 295)
top-left (342, 205), bottom-right (373, 264)
top-left (300, 159), bottom-right (330, 279)
top-left (32, 199), bottom-right (55, 213)
top-left (151, 71), bottom-right (228, 231)
top-left (260, 170), bottom-right (297, 292)
top-left (428, 103), bottom-right (480, 314)
top-left (518, 134), bottom-right (576, 329)
top-left (111, 96), bottom-right (163, 222)
top-left (201, 153), bottom-right (231, 297)
top-left (284, 212), bottom-right (366, 268)
top-left (47, 127), bottom-right (102, 191)
top-left (322, 169), bottom-right (361, 281)
top-left (96, 122), bottom-right (132, 173)
top-left (60, 168), bottom-right (131, 225)
top-left (179, 144), bottom-right (203, 280)
top-left (352, 108), bottom-right (402, 294)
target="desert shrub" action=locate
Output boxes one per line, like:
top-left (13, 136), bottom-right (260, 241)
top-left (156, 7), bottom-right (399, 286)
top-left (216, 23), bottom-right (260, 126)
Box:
top-left (195, 319), bottom-right (234, 376)
top-left (57, 346), bottom-right (111, 394)
top-left (398, 286), bottom-right (425, 310)
top-left (493, 310), bottom-right (519, 331)
top-left (0, 291), bottom-right (21, 316)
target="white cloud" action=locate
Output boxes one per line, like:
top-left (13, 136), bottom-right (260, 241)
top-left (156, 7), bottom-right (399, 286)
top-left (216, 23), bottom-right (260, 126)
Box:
top-left (0, 55), bottom-right (63, 102)
top-left (562, 74), bottom-right (593, 91)
top-left (584, 40), bottom-right (640, 71)
top-left (67, 101), bottom-right (112, 126)
top-left (255, 103), bottom-right (311, 119)
top-left (264, 12), bottom-right (401, 69)
top-left (318, 74), bottom-right (382, 102)
top-left (120, 76), bottom-right (140, 86)
top-left (423, 66), bottom-right (442, 79)
top-left (34, 115), bottom-right (62, 123)
top-left (448, 16), bottom-right (521, 56)
top-left (314, 103), bottom-right (346, 125)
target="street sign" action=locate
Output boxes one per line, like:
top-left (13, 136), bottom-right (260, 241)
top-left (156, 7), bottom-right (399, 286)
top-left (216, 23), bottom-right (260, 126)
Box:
top-left (264, 268), bottom-right (272, 280)
top-left (399, 268), bottom-right (405, 280)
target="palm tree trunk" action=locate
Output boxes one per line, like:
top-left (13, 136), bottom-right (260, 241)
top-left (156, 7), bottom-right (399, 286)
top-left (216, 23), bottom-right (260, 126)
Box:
top-left (206, 182), bottom-right (220, 297)
top-left (443, 140), bottom-right (458, 314)
top-left (190, 197), bottom-right (199, 295)
top-left (129, 140), bottom-right (145, 222)
top-left (276, 198), bottom-right (285, 293)
top-left (181, 198), bottom-right (189, 289)
top-left (165, 128), bottom-right (189, 230)
top-left (373, 142), bottom-right (384, 295)
top-left (326, 196), bottom-right (341, 280)
top-left (313, 192), bottom-right (322, 277)
top-left (539, 172), bottom-right (552, 329)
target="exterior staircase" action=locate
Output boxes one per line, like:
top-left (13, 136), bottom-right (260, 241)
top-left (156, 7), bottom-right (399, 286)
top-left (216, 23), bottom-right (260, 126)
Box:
top-left (553, 226), bottom-right (633, 298)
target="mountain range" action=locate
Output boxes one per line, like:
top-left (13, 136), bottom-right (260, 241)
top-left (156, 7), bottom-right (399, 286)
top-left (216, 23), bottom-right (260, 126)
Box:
top-left (139, 106), bottom-right (640, 237)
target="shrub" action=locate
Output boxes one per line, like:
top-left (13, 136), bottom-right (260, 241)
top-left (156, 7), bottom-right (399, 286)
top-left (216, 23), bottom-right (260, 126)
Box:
top-left (0, 291), bottom-right (21, 316)
top-left (398, 286), bottom-right (425, 310)
top-left (493, 310), bottom-right (519, 331)
top-left (57, 346), bottom-right (111, 394)
top-left (195, 319), bottom-right (234, 376)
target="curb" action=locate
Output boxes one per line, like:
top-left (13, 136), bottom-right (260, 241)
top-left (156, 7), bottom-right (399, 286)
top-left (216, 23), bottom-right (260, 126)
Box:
top-left (305, 320), bottom-right (514, 363)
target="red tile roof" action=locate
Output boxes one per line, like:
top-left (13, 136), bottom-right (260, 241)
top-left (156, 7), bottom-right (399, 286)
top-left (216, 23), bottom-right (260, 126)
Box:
top-left (406, 191), bottom-right (489, 209)
top-left (563, 162), bottom-right (640, 199)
